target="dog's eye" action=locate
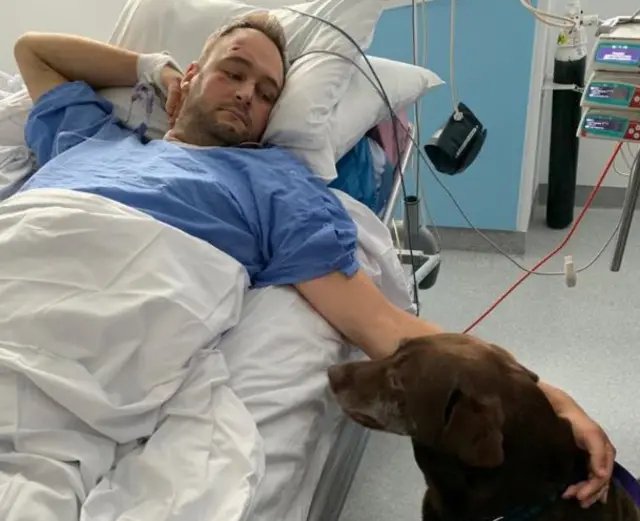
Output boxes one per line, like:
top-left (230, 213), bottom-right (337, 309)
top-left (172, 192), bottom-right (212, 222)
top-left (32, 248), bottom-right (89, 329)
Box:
top-left (444, 388), bottom-right (462, 424)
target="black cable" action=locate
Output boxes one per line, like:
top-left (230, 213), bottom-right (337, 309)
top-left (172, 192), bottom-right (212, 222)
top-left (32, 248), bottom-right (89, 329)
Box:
top-left (298, 47), bottom-right (448, 257)
top-left (286, 6), bottom-right (626, 298)
top-left (285, 6), bottom-right (423, 314)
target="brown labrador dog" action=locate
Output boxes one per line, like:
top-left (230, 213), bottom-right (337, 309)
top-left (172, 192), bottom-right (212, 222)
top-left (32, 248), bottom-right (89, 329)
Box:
top-left (328, 333), bottom-right (640, 521)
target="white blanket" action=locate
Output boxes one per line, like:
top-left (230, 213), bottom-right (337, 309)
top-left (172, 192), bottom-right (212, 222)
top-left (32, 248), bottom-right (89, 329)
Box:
top-left (0, 188), bottom-right (264, 521)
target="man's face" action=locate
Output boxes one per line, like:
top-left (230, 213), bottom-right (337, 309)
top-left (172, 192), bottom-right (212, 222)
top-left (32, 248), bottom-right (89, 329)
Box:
top-left (179, 28), bottom-right (285, 146)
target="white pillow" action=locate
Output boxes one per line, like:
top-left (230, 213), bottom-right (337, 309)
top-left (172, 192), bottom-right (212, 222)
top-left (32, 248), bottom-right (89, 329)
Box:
top-left (330, 55), bottom-right (445, 161)
top-left (101, 56), bottom-right (444, 171)
top-left (0, 89), bottom-right (32, 147)
top-left (108, 0), bottom-right (386, 181)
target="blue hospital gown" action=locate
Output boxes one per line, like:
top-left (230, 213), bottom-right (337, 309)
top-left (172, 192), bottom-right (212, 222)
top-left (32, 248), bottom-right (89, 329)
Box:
top-left (19, 81), bottom-right (360, 288)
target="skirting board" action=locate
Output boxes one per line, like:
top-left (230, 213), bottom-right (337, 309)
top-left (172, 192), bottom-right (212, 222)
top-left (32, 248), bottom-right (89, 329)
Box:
top-left (424, 184), bottom-right (628, 256)
top-left (537, 184), bottom-right (628, 209)
top-left (426, 226), bottom-right (526, 256)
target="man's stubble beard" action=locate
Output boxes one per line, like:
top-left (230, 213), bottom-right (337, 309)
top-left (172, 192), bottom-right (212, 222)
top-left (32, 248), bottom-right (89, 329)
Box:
top-left (174, 93), bottom-right (251, 148)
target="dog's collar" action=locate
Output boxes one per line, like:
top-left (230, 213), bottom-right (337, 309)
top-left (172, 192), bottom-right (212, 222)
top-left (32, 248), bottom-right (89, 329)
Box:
top-left (477, 486), bottom-right (565, 521)
top-left (478, 462), bottom-right (640, 521)
top-left (613, 462), bottom-right (640, 507)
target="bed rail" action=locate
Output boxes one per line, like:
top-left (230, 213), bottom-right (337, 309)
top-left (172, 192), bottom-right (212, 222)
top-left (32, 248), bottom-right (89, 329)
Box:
top-left (375, 113), bottom-right (442, 296)
top-left (307, 112), bottom-right (441, 521)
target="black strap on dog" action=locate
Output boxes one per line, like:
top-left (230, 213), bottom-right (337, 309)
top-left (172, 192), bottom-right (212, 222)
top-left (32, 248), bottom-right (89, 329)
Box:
top-left (473, 473), bottom-right (584, 521)
top-left (613, 462), bottom-right (640, 507)
top-left (482, 463), bottom-right (640, 521)
top-left (477, 490), bottom-right (562, 521)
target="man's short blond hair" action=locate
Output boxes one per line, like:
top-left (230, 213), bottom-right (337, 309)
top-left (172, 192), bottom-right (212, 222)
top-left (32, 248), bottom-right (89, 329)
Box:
top-left (199, 12), bottom-right (289, 74)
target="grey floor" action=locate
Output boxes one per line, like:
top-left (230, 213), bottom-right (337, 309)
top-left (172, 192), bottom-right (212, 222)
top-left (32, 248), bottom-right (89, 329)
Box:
top-left (339, 206), bottom-right (640, 521)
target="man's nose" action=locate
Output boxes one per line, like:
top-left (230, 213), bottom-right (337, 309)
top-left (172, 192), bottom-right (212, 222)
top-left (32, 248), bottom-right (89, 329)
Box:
top-left (235, 82), bottom-right (255, 106)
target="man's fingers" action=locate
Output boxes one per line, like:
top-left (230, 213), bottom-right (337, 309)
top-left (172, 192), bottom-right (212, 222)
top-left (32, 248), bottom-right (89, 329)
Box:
top-left (576, 475), bottom-right (608, 504)
top-left (564, 438), bottom-right (614, 507)
top-left (562, 484), bottom-right (578, 499)
top-left (593, 441), bottom-right (616, 478)
top-left (584, 426), bottom-right (616, 478)
top-left (604, 442), bottom-right (617, 475)
top-left (165, 79), bottom-right (188, 128)
top-left (559, 408), bottom-right (616, 509)
top-left (578, 485), bottom-right (608, 509)
top-left (166, 82), bottom-right (180, 115)
top-left (587, 430), bottom-right (608, 473)
top-left (581, 440), bottom-right (614, 507)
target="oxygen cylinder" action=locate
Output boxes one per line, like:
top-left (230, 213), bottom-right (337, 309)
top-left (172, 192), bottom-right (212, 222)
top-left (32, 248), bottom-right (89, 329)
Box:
top-left (546, 0), bottom-right (587, 229)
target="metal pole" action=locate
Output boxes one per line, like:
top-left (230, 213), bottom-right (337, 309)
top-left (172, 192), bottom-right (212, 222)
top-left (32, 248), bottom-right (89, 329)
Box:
top-left (382, 125), bottom-right (416, 227)
top-left (611, 156), bottom-right (640, 271)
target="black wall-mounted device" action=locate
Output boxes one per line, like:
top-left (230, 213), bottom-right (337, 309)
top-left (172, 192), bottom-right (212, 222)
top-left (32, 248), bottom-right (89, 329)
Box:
top-left (424, 102), bottom-right (487, 175)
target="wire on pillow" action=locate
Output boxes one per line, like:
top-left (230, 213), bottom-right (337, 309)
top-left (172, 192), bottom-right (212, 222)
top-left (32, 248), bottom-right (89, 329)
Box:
top-left (285, 6), bottom-right (423, 314)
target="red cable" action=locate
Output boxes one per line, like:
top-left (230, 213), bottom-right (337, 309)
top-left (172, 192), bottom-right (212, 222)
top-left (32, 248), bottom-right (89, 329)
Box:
top-left (463, 141), bottom-right (624, 334)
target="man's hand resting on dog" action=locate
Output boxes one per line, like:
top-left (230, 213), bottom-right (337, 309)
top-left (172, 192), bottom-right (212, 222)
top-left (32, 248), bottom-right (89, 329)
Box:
top-left (539, 381), bottom-right (617, 508)
top-left (295, 270), bottom-right (616, 510)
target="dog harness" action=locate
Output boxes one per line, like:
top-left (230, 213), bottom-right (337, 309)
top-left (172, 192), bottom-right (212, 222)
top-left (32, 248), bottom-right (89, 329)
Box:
top-left (481, 487), bottom-right (565, 521)
top-left (613, 462), bottom-right (640, 507)
top-left (481, 462), bottom-right (640, 521)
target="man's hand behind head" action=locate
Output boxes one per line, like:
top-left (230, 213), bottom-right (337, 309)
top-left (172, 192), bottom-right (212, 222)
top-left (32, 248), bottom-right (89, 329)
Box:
top-left (161, 66), bottom-right (185, 128)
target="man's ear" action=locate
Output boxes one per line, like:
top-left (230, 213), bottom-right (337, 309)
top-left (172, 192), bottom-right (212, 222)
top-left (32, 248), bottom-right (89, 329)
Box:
top-left (441, 389), bottom-right (505, 468)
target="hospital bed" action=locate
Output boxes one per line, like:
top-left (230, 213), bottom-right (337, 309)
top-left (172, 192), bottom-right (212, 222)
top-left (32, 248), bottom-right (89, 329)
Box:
top-left (0, 22), bottom-right (440, 521)
top-left (0, 97), bottom-right (435, 521)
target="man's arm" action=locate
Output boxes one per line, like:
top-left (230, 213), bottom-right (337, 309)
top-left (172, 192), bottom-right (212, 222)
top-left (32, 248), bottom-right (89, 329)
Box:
top-left (295, 270), bottom-right (605, 419)
top-left (295, 269), bottom-right (443, 359)
top-left (296, 270), bottom-right (615, 508)
top-left (14, 33), bottom-right (141, 103)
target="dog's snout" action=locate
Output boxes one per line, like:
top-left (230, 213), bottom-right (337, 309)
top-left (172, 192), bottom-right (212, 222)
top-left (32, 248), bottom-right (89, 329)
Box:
top-left (327, 365), bottom-right (342, 392)
top-left (327, 364), bottom-right (347, 393)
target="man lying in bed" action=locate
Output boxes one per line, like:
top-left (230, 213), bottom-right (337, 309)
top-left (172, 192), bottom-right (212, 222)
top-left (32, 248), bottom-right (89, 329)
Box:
top-left (13, 13), bottom-right (614, 508)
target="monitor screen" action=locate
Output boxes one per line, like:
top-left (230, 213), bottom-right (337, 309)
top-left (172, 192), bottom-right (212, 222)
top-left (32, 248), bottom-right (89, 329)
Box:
top-left (584, 116), bottom-right (626, 133)
top-left (588, 84), bottom-right (631, 100)
top-left (596, 44), bottom-right (640, 65)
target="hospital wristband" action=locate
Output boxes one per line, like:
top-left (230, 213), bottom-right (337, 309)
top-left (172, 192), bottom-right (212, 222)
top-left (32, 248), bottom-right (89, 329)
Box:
top-left (136, 52), bottom-right (184, 100)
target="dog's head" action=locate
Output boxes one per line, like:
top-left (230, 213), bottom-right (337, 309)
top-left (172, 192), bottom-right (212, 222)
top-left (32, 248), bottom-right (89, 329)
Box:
top-left (328, 333), bottom-right (543, 469)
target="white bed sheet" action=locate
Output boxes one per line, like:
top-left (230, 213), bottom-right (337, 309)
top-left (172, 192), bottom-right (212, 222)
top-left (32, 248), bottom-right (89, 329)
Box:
top-left (297, 390), bottom-right (354, 519)
top-left (219, 289), bottom-right (364, 521)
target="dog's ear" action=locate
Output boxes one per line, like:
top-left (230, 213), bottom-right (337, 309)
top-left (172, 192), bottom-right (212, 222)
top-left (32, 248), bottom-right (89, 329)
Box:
top-left (490, 343), bottom-right (539, 383)
top-left (440, 387), bottom-right (505, 468)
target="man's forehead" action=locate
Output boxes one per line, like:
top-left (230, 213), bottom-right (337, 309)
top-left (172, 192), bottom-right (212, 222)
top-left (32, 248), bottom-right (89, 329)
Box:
top-left (216, 28), bottom-right (284, 85)
top-left (223, 27), bottom-right (268, 46)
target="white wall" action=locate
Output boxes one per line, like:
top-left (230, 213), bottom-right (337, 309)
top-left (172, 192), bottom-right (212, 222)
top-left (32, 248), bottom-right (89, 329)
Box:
top-left (0, 0), bottom-right (129, 74)
top-left (0, 0), bottom-right (417, 75)
top-left (536, 0), bottom-right (640, 189)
